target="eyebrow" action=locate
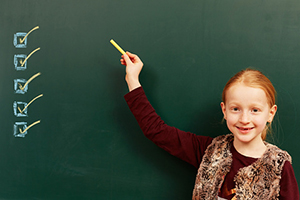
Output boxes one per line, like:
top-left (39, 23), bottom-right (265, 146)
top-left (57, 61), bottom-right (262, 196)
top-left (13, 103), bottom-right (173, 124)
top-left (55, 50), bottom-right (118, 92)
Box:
top-left (226, 101), bottom-right (266, 108)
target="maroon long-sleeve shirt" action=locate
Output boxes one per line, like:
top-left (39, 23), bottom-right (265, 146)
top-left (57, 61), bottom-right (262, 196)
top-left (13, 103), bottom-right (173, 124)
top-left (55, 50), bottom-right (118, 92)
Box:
top-left (124, 87), bottom-right (299, 199)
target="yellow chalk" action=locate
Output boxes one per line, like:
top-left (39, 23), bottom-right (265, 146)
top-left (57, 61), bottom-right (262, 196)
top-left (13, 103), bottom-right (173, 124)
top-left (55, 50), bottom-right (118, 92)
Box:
top-left (110, 39), bottom-right (126, 55)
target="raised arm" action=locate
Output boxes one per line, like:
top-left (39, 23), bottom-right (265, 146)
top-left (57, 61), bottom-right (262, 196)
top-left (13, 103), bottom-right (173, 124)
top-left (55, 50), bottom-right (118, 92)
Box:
top-left (121, 52), bottom-right (213, 168)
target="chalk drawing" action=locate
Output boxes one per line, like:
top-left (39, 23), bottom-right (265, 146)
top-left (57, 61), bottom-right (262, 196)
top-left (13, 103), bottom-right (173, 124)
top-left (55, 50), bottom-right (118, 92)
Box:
top-left (13, 26), bottom-right (39, 48)
top-left (13, 101), bottom-right (28, 117)
top-left (14, 48), bottom-right (40, 70)
top-left (12, 25), bottom-right (41, 138)
top-left (14, 79), bottom-right (28, 94)
top-left (14, 54), bottom-right (27, 70)
top-left (14, 120), bottom-right (41, 137)
top-left (14, 122), bottom-right (27, 137)
top-left (13, 33), bottom-right (27, 48)
top-left (13, 94), bottom-right (43, 117)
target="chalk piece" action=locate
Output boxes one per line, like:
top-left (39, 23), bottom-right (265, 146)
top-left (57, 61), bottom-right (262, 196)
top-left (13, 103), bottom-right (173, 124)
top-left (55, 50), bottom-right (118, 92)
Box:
top-left (110, 39), bottom-right (126, 55)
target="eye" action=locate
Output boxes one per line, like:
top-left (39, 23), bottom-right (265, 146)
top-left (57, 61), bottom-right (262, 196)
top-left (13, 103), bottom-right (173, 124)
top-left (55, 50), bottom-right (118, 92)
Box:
top-left (232, 107), bottom-right (240, 112)
top-left (252, 108), bottom-right (260, 113)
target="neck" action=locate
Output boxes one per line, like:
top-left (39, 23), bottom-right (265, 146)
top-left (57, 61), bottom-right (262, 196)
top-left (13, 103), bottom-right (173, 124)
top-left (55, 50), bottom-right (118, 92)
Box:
top-left (233, 139), bottom-right (267, 158)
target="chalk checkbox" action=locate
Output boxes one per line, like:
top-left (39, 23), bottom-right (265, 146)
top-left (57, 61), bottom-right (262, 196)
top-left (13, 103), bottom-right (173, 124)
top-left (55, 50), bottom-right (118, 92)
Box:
top-left (14, 54), bottom-right (27, 71)
top-left (13, 26), bottom-right (39, 48)
top-left (13, 120), bottom-right (40, 138)
top-left (14, 122), bottom-right (27, 137)
top-left (14, 79), bottom-right (28, 94)
top-left (13, 101), bottom-right (28, 117)
top-left (13, 33), bottom-right (27, 48)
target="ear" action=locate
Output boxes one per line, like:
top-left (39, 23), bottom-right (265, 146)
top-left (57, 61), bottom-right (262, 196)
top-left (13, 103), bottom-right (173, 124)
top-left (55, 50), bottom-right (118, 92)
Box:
top-left (268, 105), bottom-right (277, 123)
top-left (220, 102), bottom-right (227, 120)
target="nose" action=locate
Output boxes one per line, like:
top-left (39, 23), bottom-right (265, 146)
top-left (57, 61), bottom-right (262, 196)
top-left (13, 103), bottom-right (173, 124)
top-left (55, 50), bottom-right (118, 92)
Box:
top-left (239, 111), bottom-right (250, 124)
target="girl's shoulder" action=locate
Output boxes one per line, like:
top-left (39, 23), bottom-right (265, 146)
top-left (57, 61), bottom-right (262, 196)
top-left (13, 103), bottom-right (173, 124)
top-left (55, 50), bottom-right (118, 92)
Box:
top-left (264, 142), bottom-right (292, 164)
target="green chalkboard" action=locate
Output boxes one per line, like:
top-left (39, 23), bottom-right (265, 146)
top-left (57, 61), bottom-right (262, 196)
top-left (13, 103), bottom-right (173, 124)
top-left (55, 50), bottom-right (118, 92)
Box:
top-left (0, 0), bottom-right (299, 199)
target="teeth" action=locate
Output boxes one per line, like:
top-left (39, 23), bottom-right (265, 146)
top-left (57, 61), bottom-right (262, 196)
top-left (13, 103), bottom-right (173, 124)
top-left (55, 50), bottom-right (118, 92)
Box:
top-left (239, 127), bottom-right (252, 130)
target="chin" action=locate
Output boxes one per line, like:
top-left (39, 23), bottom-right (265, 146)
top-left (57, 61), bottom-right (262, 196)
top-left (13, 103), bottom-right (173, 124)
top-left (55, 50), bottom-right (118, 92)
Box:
top-left (233, 132), bottom-right (263, 144)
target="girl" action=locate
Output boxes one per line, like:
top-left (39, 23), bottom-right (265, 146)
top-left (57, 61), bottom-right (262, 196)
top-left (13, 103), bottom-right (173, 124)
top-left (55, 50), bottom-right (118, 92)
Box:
top-left (121, 52), bottom-right (299, 199)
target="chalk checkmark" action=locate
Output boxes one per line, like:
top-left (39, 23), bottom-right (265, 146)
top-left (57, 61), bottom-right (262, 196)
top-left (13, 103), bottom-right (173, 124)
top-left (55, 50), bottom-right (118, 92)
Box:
top-left (19, 72), bottom-right (41, 91)
top-left (19, 26), bottom-right (39, 44)
top-left (19, 47), bottom-right (40, 67)
top-left (19, 120), bottom-right (41, 134)
top-left (17, 94), bottom-right (43, 114)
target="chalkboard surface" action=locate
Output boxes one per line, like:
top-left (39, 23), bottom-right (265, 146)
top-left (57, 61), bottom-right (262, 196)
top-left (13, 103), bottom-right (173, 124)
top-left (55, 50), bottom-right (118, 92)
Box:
top-left (1, 0), bottom-right (300, 199)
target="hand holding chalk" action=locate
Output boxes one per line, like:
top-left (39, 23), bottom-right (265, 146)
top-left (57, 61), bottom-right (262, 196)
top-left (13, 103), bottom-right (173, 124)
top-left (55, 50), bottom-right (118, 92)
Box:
top-left (110, 39), bottom-right (143, 91)
top-left (121, 52), bottom-right (143, 92)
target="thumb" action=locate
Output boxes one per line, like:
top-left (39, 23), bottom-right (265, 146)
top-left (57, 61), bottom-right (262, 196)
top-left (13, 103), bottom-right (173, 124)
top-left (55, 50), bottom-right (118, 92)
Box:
top-left (123, 52), bottom-right (132, 65)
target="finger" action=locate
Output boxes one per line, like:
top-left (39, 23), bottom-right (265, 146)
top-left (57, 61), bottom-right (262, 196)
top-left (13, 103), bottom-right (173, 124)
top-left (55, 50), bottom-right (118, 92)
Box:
top-left (125, 52), bottom-right (138, 60)
top-left (120, 57), bottom-right (127, 63)
top-left (121, 61), bottom-right (126, 66)
top-left (123, 53), bottom-right (132, 64)
top-left (125, 51), bottom-right (135, 57)
top-left (126, 52), bottom-right (141, 63)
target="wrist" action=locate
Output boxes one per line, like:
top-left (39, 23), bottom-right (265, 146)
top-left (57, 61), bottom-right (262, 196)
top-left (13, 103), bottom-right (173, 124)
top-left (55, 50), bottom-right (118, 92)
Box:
top-left (126, 76), bottom-right (141, 92)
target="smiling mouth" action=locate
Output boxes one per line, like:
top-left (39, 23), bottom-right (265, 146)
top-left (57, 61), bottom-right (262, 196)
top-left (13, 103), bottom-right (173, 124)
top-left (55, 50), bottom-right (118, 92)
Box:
top-left (237, 127), bottom-right (254, 131)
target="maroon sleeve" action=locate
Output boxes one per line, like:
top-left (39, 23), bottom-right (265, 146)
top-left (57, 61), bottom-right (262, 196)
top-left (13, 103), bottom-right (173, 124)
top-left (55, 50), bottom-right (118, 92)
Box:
top-left (279, 161), bottom-right (299, 200)
top-left (124, 87), bottom-right (213, 168)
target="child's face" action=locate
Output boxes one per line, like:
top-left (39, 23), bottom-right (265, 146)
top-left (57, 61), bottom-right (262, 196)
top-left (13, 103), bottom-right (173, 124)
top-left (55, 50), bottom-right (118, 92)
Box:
top-left (220, 83), bottom-right (277, 146)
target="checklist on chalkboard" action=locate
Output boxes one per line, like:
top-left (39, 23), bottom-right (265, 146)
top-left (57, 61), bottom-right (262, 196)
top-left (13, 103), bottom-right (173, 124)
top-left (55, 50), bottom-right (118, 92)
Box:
top-left (13, 26), bottom-right (42, 138)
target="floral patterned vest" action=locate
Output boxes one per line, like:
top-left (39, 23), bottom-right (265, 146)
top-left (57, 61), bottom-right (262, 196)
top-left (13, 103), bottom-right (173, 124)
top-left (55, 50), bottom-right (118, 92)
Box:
top-left (192, 134), bottom-right (291, 200)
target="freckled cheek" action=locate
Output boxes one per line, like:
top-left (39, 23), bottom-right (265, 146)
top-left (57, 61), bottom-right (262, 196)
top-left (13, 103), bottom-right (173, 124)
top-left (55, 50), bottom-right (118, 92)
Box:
top-left (253, 118), bottom-right (268, 128)
top-left (225, 121), bottom-right (238, 134)
top-left (225, 115), bottom-right (239, 129)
